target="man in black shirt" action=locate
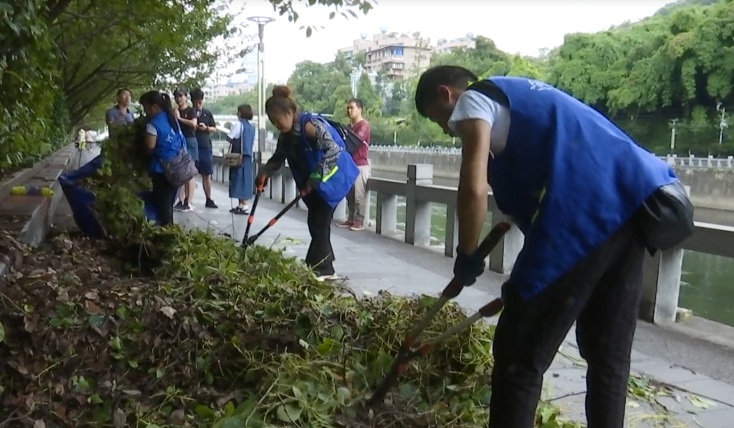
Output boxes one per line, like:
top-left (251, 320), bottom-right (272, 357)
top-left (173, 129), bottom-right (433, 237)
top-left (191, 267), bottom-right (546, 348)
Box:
top-left (190, 88), bottom-right (218, 209)
top-left (173, 87), bottom-right (199, 211)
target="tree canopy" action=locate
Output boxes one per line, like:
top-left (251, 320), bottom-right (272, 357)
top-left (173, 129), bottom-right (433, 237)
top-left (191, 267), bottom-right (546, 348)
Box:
top-left (546, 0), bottom-right (734, 154)
top-left (278, 0), bottom-right (734, 154)
top-left (1, 0), bottom-right (377, 172)
top-left (284, 35), bottom-right (545, 146)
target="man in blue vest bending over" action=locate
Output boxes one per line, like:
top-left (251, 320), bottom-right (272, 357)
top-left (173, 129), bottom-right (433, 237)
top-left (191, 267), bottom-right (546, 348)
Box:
top-left (414, 66), bottom-right (693, 428)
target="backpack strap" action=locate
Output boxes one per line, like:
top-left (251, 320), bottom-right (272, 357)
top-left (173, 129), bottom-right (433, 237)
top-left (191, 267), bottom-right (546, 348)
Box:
top-left (466, 79), bottom-right (510, 107)
top-left (298, 112), bottom-right (320, 152)
top-left (239, 119), bottom-right (246, 154)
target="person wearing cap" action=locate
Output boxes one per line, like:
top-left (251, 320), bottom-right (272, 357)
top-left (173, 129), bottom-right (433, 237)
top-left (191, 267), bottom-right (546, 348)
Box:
top-left (173, 87), bottom-right (199, 211)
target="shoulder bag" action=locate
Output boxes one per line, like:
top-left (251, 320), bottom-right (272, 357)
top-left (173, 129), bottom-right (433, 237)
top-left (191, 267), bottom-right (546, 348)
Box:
top-left (159, 121), bottom-right (198, 187)
top-left (224, 122), bottom-right (245, 167)
top-left (635, 180), bottom-right (695, 254)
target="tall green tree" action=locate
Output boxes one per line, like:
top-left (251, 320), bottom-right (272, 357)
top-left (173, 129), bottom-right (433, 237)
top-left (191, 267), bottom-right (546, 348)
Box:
top-left (288, 61), bottom-right (348, 113)
top-left (2, 0), bottom-right (377, 170)
top-left (546, 0), bottom-right (734, 154)
top-left (356, 73), bottom-right (382, 116)
top-left (1, 0), bottom-right (67, 169)
top-left (54, 0), bottom-right (234, 126)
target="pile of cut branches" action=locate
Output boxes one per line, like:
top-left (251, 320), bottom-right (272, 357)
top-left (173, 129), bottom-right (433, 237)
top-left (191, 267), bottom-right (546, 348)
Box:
top-left (0, 129), bottom-right (582, 428)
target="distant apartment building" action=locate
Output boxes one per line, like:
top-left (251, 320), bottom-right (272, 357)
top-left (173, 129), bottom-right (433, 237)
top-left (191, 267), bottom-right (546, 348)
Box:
top-left (434, 34), bottom-right (476, 54)
top-left (203, 82), bottom-right (254, 99)
top-left (338, 28), bottom-right (477, 80)
top-left (204, 51), bottom-right (259, 99)
top-left (338, 28), bottom-right (434, 80)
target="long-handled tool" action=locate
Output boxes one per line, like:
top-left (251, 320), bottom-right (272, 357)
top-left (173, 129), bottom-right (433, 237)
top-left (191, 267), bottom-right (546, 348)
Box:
top-left (367, 221), bottom-right (512, 407)
top-left (241, 184), bottom-right (264, 246)
top-left (241, 190), bottom-right (307, 248)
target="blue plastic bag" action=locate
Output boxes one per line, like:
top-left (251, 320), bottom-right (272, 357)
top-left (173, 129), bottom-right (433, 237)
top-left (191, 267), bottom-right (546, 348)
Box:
top-left (58, 154), bottom-right (161, 239)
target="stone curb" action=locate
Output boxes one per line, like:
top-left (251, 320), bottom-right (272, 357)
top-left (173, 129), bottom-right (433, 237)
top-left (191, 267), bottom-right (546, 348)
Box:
top-left (0, 144), bottom-right (76, 277)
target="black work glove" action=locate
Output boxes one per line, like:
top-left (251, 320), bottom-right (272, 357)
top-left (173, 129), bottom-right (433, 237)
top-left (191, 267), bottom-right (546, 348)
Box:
top-left (305, 176), bottom-right (321, 193)
top-left (501, 280), bottom-right (512, 302)
top-left (453, 249), bottom-right (486, 286)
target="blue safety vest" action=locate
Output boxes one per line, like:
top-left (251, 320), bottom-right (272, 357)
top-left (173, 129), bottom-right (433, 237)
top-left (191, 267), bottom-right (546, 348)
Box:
top-left (288, 113), bottom-right (359, 207)
top-left (475, 77), bottom-right (678, 300)
top-left (148, 111), bottom-right (185, 174)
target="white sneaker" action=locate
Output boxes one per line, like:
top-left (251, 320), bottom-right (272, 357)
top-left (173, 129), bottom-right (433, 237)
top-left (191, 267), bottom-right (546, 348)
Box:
top-left (316, 274), bottom-right (339, 282)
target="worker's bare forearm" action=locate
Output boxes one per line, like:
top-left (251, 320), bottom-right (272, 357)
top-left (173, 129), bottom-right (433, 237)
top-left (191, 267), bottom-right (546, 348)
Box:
top-left (457, 185), bottom-right (488, 254)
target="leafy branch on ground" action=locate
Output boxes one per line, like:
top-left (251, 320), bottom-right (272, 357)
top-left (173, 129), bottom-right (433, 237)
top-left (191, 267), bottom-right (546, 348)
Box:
top-left (0, 123), bottom-right (587, 428)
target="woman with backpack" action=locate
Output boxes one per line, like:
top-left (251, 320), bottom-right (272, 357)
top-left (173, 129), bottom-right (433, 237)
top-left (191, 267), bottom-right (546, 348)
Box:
top-left (139, 90), bottom-right (191, 226)
top-left (257, 85), bottom-right (359, 281)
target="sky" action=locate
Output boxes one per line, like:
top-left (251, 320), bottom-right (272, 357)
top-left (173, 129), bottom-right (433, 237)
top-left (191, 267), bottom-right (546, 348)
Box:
top-left (224, 0), bottom-right (674, 83)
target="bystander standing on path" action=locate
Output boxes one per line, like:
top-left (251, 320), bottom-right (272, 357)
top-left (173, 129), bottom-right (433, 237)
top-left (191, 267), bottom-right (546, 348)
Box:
top-left (226, 104), bottom-right (255, 215)
top-left (105, 88), bottom-right (135, 139)
top-left (173, 87), bottom-right (199, 212)
top-left (190, 88), bottom-right (218, 209)
top-left (337, 98), bottom-right (371, 232)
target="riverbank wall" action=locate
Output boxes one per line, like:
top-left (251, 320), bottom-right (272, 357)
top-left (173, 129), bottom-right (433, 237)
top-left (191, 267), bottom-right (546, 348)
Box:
top-left (368, 151), bottom-right (734, 211)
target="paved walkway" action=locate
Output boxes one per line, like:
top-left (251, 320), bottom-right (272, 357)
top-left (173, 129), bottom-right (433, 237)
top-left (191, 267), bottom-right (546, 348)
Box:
top-left (168, 182), bottom-right (734, 427)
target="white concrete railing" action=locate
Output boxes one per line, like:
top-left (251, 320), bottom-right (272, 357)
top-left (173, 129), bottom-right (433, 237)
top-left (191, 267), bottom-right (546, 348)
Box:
top-left (210, 156), bottom-right (734, 326)
top-left (258, 141), bottom-right (734, 170)
top-left (367, 146), bottom-right (734, 170)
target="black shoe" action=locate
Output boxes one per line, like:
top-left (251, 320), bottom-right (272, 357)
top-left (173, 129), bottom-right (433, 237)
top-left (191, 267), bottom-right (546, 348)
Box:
top-left (205, 199), bottom-right (218, 209)
top-left (230, 206), bottom-right (248, 215)
top-left (173, 201), bottom-right (185, 211)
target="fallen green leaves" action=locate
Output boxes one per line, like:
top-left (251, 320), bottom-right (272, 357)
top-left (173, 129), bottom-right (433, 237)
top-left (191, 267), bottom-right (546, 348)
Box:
top-left (0, 131), bottom-right (584, 427)
top-left (0, 232), bottom-right (580, 428)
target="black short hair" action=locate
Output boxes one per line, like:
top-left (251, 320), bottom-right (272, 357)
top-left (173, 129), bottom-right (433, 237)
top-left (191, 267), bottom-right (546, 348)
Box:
top-left (348, 98), bottom-right (363, 109)
top-left (190, 88), bottom-right (205, 102)
top-left (116, 88), bottom-right (131, 97)
top-left (414, 65), bottom-right (478, 117)
top-left (174, 86), bottom-right (188, 97)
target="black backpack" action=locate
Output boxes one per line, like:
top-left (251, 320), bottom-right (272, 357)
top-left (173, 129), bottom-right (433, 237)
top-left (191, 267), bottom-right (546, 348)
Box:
top-left (322, 118), bottom-right (366, 155)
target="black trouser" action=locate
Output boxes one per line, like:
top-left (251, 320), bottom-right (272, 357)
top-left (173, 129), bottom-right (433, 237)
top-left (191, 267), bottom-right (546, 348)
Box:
top-left (489, 221), bottom-right (645, 428)
top-left (150, 173), bottom-right (178, 226)
top-left (303, 192), bottom-right (336, 276)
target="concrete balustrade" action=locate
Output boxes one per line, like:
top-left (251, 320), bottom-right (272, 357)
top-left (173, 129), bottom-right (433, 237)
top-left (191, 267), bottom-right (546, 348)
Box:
top-left (211, 156), bottom-right (734, 326)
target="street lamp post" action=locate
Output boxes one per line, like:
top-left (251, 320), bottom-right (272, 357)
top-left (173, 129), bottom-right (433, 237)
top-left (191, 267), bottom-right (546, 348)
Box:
top-left (350, 68), bottom-right (361, 98)
top-left (717, 103), bottom-right (728, 145)
top-left (669, 118), bottom-right (678, 152)
top-left (247, 16), bottom-right (275, 158)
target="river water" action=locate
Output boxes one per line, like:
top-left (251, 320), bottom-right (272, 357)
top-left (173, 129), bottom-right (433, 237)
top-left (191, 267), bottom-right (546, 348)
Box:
top-left (368, 170), bottom-right (734, 328)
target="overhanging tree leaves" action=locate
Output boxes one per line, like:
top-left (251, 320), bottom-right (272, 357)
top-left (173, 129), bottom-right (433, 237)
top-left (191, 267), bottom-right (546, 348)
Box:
top-left (546, 0), bottom-right (734, 154)
top-left (2, 0), bottom-right (378, 171)
top-left (0, 0), bottom-right (67, 170)
top-left (53, 0), bottom-right (235, 126)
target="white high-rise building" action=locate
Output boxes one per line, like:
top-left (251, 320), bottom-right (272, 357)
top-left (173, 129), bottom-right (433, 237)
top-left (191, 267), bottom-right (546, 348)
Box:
top-left (203, 51), bottom-right (259, 99)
